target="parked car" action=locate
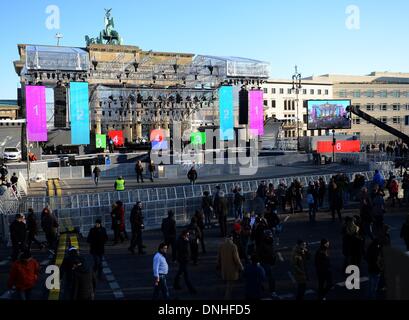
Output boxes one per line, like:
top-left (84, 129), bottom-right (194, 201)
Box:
top-left (2, 147), bottom-right (22, 162)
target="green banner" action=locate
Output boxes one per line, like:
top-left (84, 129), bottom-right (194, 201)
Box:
top-left (96, 134), bottom-right (106, 149)
top-left (191, 132), bottom-right (206, 145)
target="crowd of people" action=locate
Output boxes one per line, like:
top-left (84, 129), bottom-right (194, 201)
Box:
top-left (4, 168), bottom-right (409, 301)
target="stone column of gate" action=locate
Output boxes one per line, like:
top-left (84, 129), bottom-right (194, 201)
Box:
top-left (93, 97), bottom-right (102, 135)
top-left (124, 110), bottom-right (133, 142)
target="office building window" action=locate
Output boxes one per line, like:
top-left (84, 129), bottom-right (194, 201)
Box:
top-left (366, 90), bottom-right (375, 98)
top-left (303, 130), bottom-right (307, 137)
top-left (292, 101), bottom-right (295, 110)
top-left (405, 116), bottom-right (409, 126)
top-left (280, 88), bottom-right (284, 94)
top-left (392, 91), bottom-right (400, 98)
top-left (393, 117), bottom-right (401, 124)
top-left (353, 118), bottom-right (361, 125)
top-left (310, 89), bottom-right (315, 95)
top-left (264, 100), bottom-right (268, 107)
top-left (284, 100), bottom-right (288, 110)
top-left (271, 88), bottom-right (276, 94)
top-left (311, 130), bottom-right (315, 137)
top-left (339, 90), bottom-right (347, 98)
top-left (303, 100), bottom-right (308, 108)
top-left (287, 88), bottom-right (292, 94)
top-left (292, 131), bottom-right (296, 137)
top-left (393, 104), bottom-right (401, 111)
top-left (325, 90), bottom-right (329, 95)
top-left (380, 104), bottom-right (387, 111)
top-left (379, 90), bottom-right (387, 98)
top-left (303, 89), bottom-right (307, 95)
top-left (353, 90), bottom-right (361, 98)
top-left (271, 100), bottom-right (276, 108)
top-left (263, 88), bottom-right (268, 94)
top-left (366, 104), bottom-right (374, 111)
top-left (303, 114), bottom-right (308, 123)
top-left (318, 89), bottom-right (322, 95)
top-left (379, 117), bottom-right (387, 124)
top-left (405, 104), bottom-right (409, 111)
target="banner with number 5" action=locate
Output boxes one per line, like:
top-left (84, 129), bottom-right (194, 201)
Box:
top-left (69, 82), bottom-right (90, 145)
top-left (26, 85), bottom-right (47, 142)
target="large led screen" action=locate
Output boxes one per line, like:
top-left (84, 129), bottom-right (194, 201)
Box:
top-left (307, 100), bottom-right (351, 130)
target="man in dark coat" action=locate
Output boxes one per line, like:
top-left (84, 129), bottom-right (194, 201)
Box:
top-left (187, 166), bottom-right (198, 185)
top-left (257, 229), bottom-right (278, 298)
top-left (129, 201), bottom-right (146, 254)
top-left (315, 239), bottom-right (333, 300)
top-left (26, 208), bottom-right (42, 250)
top-left (41, 207), bottom-right (59, 251)
top-left (173, 230), bottom-right (197, 294)
top-left (201, 191), bottom-right (213, 228)
top-left (87, 219), bottom-right (108, 280)
top-left (161, 210), bottom-right (177, 262)
top-left (71, 257), bottom-right (96, 300)
top-left (135, 161), bottom-right (144, 183)
top-left (243, 254), bottom-right (266, 300)
top-left (9, 214), bottom-right (27, 261)
top-left (60, 247), bottom-right (80, 300)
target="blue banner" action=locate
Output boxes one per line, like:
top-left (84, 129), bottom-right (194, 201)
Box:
top-left (69, 82), bottom-right (90, 145)
top-left (219, 86), bottom-right (234, 141)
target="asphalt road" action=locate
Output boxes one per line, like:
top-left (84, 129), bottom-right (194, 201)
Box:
top-left (1, 204), bottom-right (407, 301)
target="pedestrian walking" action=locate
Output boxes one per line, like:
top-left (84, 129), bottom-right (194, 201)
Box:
top-left (7, 250), bottom-right (39, 300)
top-left (148, 160), bottom-right (156, 182)
top-left (188, 217), bottom-right (201, 265)
top-left (114, 176), bottom-right (125, 191)
top-left (108, 138), bottom-right (114, 153)
top-left (87, 219), bottom-right (108, 280)
top-left (26, 208), bottom-right (42, 251)
top-left (93, 166), bottom-right (101, 186)
top-left (161, 210), bottom-right (177, 262)
top-left (201, 191), bottom-right (213, 228)
top-left (194, 210), bottom-right (206, 254)
top-left (153, 243), bottom-right (170, 300)
top-left (318, 178), bottom-right (326, 208)
top-left (243, 254), bottom-right (266, 300)
top-left (187, 166), bottom-right (198, 185)
top-left (291, 240), bottom-right (310, 301)
top-left (329, 180), bottom-right (343, 222)
top-left (129, 201), bottom-right (146, 254)
top-left (315, 239), bottom-right (333, 300)
top-left (217, 191), bottom-right (228, 237)
top-left (71, 257), bottom-right (96, 300)
top-left (112, 201), bottom-right (126, 244)
top-left (257, 229), bottom-right (278, 299)
top-left (233, 187), bottom-right (245, 220)
top-left (400, 215), bottom-right (409, 251)
top-left (366, 239), bottom-right (383, 300)
top-left (173, 230), bottom-right (197, 294)
top-left (135, 161), bottom-right (144, 183)
top-left (9, 214), bottom-right (27, 261)
top-left (306, 188), bottom-right (316, 223)
top-left (10, 172), bottom-right (18, 193)
top-left (60, 246), bottom-right (80, 300)
top-left (41, 207), bottom-right (59, 252)
top-left (217, 234), bottom-right (244, 300)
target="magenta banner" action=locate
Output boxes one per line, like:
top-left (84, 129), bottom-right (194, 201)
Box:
top-left (249, 90), bottom-right (264, 136)
top-left (26, 85), bottom-right (47, 142)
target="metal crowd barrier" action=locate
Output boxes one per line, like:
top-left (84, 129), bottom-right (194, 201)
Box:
top-left (12, 168), bottom-right (401, 236)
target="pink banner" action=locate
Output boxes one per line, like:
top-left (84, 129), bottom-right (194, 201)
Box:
top-left (249, 90), bottom-right (264, 136)
top-left (26, 85), bottom-right (47, 142)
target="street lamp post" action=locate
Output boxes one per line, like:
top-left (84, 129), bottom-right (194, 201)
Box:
top-left (291, 66), bottom-right (302, 151)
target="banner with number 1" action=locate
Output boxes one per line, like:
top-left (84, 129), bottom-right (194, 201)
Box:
top-left (69, 82), bottom-right (90, 145)
top-left (26, 85), bottom-right (47, 142)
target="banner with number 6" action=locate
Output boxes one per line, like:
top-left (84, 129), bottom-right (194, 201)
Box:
top-left (26, 85), bottom-right (47, 142)
top-left (69, 82), bottom-right (90, 145)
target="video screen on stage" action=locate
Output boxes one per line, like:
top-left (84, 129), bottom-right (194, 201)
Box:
top-left (307, 100), bottom-right (351, 130)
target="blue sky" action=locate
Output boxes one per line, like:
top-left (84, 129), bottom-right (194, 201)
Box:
top-left (1, 0), bottom-right (408, 98)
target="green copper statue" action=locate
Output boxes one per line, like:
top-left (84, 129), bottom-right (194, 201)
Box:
top-left (85, 8), bottom-right (123, 46)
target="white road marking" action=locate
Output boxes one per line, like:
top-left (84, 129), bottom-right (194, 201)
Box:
top-left (101, 257), bottom-right (125, 300)
top-left (284, 215), bottom-right (290, 223)
top-left (308, 241), bottom-right (321, 246)
top-left (40, 259), bottom-right (50, 266)
top-left (277, 252), bottom-right (284, 262)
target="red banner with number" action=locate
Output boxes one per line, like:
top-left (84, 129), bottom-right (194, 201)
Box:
top-left (317, 140), bottom-right (360, 153)
top-left (108, 130), bottom-right (124, 147)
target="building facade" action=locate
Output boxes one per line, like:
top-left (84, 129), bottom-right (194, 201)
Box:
top-left (308, 72), bottom-right (409, 143)
top-left (262, 79), bottom-right (333, 139)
